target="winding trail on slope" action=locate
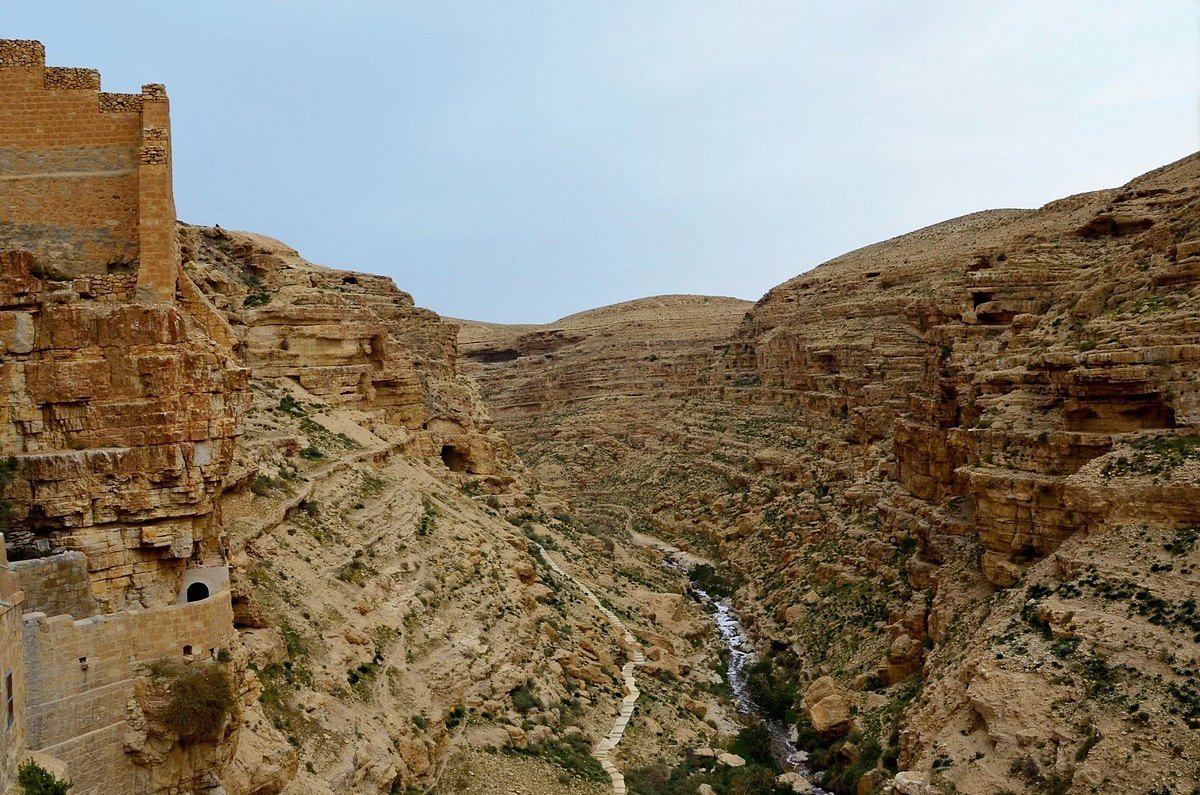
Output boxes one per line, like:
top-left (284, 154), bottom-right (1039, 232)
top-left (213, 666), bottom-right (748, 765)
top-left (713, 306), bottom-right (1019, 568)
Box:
top-left (534, 545), bottom-right (645, 795)
top-left (597, 503), bottom-right (716, 569)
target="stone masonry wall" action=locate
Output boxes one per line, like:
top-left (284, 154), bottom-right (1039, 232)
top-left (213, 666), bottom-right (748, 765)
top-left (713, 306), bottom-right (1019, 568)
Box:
top-left (0, 558), bottom-right (26, 793)
top-left (9, 552), bottom-right (98, 619)
top-left (0, 39), bottom-right (178, 302)
top-left (21, 589), bottom-right (235, 795)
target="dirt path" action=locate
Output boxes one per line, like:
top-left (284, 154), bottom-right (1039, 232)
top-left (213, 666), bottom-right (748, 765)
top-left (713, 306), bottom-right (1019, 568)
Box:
top-left (596, 503), bottom-right (717, 569)
top-left (534, 545), bottom-right (645, 795)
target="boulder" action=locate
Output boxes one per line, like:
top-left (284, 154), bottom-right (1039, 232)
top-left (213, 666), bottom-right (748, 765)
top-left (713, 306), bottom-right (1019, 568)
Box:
top-left (809, 694), bottom-right (851, 735)
top-left (892, 770), bottom-right (931, 795)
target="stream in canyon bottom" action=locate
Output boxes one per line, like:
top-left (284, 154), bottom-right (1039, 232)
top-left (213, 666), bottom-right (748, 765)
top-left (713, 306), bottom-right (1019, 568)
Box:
top-left (657, 553), bottom-right (830, 794)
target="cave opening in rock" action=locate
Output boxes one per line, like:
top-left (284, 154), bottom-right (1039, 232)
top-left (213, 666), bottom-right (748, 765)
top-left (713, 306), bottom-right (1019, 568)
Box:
top-left (186, 581), bottom-right (210, 603)
top-left (440, 445), bottom-right (470, 473)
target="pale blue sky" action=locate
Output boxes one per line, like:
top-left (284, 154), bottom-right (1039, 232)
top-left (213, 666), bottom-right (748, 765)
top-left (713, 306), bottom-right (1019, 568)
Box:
top-left (5, 2), bottom-right (1198, 322)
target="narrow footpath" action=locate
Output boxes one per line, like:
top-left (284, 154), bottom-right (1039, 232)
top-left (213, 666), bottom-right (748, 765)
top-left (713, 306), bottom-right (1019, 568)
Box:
top-left (534, 545), bottom-right (645, 795)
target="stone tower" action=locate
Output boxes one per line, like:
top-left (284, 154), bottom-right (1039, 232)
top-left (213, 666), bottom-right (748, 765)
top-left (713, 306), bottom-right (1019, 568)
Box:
top-left (0, 39), bottom-right (179, 302)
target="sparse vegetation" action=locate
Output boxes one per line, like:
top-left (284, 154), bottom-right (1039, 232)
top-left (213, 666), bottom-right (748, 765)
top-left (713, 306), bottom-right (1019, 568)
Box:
top-left (688, 563), bottom-right (735, 599)
top-left (510, 681), bottom-right (543, 713)
top-left (157, 662), bottom-right (237, 741)
top-left (360, 471), bottom-right (387, 498)
top-left (243, 290), bottom-right (271, 308)
top-left (17, 759), bottom-right (72, 795)
top-left (417, 498), bottom-right (436, 536)
top-left (509, 734), bottom-right (608, 784)
top-left (335, 554), bottom-right (377, 586)
top-left (1102, 434), bottom-right (1200, 478)
top-left (277, 395), bottom-right (305, 416)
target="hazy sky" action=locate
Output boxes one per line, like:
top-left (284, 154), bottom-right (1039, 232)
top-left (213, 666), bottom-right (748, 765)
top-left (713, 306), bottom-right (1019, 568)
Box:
top-left (5, 2), bottom-right (1199, 323)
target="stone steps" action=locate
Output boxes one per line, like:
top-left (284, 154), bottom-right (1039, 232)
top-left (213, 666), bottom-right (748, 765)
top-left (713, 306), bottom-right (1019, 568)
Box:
top-left (535, 545), bottom-right (646, 794)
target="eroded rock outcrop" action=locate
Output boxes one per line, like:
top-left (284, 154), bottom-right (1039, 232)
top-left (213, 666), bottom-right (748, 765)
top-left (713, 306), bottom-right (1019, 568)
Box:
top-left (174, 229), bottom-right (727, 794)
top-left (1, 249), bottom-right (248, 610)
top-left (183, 226), bottom-right (510, 480)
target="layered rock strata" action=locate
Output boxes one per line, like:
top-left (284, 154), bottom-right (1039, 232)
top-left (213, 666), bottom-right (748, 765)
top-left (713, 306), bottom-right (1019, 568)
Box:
top-left (180, 229), bottom-right (728, 794)
top-left (1, 250), bottom-right (248, 611)
top-left (462, 153), bottom-right (1200, 794)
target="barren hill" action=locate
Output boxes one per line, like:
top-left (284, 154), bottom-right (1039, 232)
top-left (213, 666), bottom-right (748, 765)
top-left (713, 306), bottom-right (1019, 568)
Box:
top-left (461, 153), bottom-right (1200, 794)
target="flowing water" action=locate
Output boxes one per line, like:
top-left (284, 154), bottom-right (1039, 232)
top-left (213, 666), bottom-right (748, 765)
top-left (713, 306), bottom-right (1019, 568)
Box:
top-left (661, 554), bottom-right (830, 793)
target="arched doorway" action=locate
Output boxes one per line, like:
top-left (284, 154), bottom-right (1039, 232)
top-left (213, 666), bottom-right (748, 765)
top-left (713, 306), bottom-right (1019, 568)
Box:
top-left (186, 581), bottom-right (210, 603)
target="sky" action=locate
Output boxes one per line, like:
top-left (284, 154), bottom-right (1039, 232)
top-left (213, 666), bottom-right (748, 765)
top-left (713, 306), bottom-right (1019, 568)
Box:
top-left (4, 2), bottom-right (1199, 323)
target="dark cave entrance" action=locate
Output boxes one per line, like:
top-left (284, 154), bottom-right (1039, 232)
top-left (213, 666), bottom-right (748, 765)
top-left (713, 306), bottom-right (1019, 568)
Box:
top-left (440, 445), bottom-right (471, 473)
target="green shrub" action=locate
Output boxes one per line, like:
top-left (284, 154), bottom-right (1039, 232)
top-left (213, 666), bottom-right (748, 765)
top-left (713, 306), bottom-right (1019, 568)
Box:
top-left (510, 682), bottom-right (542, 713)
top-left (744, 659), bottom-right (797, 722)
top-left (159, 663), bottom-right (236, 741)
top-left (688, 564), bottom-right (734, 599)
top-left (250, 474), bottom-right (278, 497)
top-left (417, 499), bottom-right (436, 536)
top-left (242, 291), bottom-right (271, 308)
top-left (730, 723), bottom-right (776, 767)
top-left (277, 395), bottom-right (305, 416)
top-left (17, 760), bottom-right (72, 795)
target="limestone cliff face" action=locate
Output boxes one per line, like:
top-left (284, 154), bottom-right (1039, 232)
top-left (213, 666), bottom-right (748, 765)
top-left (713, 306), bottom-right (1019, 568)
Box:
top-left (173, 229), bottom-right (722, 795)
top-left (0, 249), bottom-right (248, 610)
top-left (458, 294), bottom-right (752, 414)
top-left (182, 226), bottom-right (511, 479)
top-left (457, 295), bottom-right (753, 499)
top-left (462, 153), bottom-right (1200, 794)
top-left (734, 154), bottom-right (1200, 586)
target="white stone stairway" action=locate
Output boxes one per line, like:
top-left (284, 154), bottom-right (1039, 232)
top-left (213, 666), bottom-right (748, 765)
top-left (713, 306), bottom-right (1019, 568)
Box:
top-left (536, 545), bottom-right (646, 794)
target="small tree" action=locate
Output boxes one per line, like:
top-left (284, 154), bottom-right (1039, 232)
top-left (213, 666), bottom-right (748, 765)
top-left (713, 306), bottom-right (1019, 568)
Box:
top-left (159, 663), bottom-right (236, 741)
top-left (17, 759), bottom-right (72, 795)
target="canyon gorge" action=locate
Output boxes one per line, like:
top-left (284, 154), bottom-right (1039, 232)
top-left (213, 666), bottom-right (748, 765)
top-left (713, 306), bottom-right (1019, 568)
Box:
top-left (2, 36), bottom-right (1199, 795)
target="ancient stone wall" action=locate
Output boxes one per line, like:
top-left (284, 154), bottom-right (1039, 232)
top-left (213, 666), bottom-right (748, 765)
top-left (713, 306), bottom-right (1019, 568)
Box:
top-left (21, 588), bottom-right (235, 795)
top-left (0, 248), bottom-right (249, 610)
top-left (9, 552), bottom-right (98, 620)
top-left (0, 547), bottom-right (27, 792)
top-left (0, 39), bottom-right (178, 302)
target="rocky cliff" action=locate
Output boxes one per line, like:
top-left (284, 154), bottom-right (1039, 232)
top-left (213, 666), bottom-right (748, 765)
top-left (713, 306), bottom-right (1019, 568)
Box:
top-left (1, 222), bottom-right (729, 794)
top-left (1, 36), bottom-right (812, 795)
top-left (0, 248), bottom-right (247, 610)
top-left (177, 228), bottom-right (730, 794)
top-left (461, 153), bottom-right (1200, 794)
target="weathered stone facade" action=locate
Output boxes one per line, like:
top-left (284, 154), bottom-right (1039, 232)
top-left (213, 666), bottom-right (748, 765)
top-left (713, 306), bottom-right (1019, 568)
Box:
top-left (0, 39), bottom-right (179, 302)
top-left (0, 40), bottom-right (253, 794)
top-left (0, 546), bottom-right (27, 791)
top-left (0, 249), bottom-right (249, 610)
top-left (8, 552), bottom-right (97, 620)
top-left (21, 584), bottom-right (235, 795)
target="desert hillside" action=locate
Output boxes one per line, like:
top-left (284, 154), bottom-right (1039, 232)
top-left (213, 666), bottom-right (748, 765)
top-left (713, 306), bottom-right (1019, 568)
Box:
top-left (179, 227), bottom-right (750, 794)
top-left (462, 153), bottom-right (1200, 795)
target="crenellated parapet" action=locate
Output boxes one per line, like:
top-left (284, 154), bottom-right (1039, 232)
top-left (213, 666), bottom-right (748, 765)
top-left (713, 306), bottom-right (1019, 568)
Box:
top-left (0, 39), bottom-right (179, 303)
